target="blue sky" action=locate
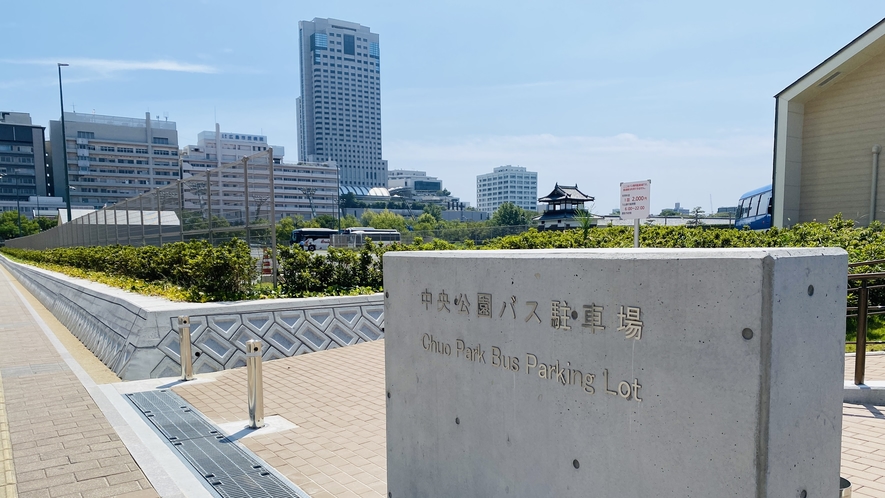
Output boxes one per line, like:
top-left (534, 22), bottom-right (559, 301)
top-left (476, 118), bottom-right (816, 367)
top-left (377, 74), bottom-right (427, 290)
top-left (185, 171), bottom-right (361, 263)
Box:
top-left (2, 1), bottom-right (884, 213)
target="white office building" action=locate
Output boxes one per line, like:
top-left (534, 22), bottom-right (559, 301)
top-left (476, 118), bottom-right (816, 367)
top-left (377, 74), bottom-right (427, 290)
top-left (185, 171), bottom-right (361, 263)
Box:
top-left (49, 112), bottom-right (179, 209)
top-left (180, 126), bottom-right (336, 222)
top-left (296, 18), bottom-right (387, 188)
top-left (476, 165), bottom-right (538, 213)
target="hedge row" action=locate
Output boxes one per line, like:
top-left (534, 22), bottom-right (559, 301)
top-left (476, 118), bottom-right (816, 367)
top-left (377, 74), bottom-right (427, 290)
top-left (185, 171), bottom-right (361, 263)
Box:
top-left (1, 239), bottom-right (257, 301)
top-left (4, 215), bottom-right (885, 303)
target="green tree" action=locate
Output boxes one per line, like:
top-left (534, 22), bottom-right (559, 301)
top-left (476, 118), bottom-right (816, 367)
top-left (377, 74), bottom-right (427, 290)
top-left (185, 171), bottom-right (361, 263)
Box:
top-left (36, 217), bottom-right (58, 231)
top-left (574, 209), bottom-right (596, 243)
top-left (276, 215), bottom-right (307, 244)
top-left (490, 202), bottom-right (532, 226)
top-left (0, 211), bottom-right (40, 239)
top-left (339, 192), bottom-right (365, 208)
top-left (313, 214), bottom-right (339, 229)
top-left (659, 208), bottom-right (680, 217)
top-left (364, 209), bottom-right (407, 232)
top-left (422, 203), bottom-right (443, 221)
top-left (686, 207), bottom-right (705, 227)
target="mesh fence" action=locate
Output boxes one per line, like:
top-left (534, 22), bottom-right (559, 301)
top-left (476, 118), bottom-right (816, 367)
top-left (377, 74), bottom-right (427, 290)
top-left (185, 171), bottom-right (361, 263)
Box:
top-left (7, 149), bottom-right (278, 250)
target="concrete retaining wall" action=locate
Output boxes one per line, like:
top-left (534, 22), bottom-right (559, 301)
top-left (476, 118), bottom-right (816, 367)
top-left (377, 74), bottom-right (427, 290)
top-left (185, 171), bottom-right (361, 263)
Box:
top-left (1, 256), bottom-right (384, 380)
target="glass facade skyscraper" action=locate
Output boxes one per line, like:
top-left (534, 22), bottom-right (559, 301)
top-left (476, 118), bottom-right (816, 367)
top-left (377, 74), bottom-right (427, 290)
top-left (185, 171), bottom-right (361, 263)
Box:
top-left (297, 18), bottom-right (387, 188)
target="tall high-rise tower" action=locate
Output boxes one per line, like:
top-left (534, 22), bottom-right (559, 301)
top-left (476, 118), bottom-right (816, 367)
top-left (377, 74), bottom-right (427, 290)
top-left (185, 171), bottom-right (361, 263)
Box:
top-left (297, 18), bottom-right (386, 188)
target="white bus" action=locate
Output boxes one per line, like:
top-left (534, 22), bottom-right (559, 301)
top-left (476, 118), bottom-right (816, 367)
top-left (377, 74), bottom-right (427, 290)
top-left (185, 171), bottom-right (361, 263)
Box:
top-left (338, 227), bottom-right (401, 247)
top-left (290, 228), bottom-right (337, 251)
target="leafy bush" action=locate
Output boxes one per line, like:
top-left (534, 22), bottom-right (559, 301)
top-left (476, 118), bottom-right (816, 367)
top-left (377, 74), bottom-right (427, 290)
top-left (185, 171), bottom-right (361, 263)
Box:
top-left (1, 239), bottom-right (256, 302)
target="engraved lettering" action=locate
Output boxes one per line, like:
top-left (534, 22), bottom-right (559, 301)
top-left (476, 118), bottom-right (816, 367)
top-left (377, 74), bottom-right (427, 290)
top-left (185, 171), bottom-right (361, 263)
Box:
top-left (499, 296), bottom-right (517, 319)
top-left (583, 373), bottom-right (595, 394)
top-left (582, 304), bottom-right (605, 333)
top-left (477, 293), bottom-right (492, 318)
top-left (632, 379), bottom-right (642, 402)
top-left (455, 293), bottom-right (471, 315)
top-left (437, 290), bottom-right (451, 312)
top-left (526, 353), bottom-right (538, 375)
top-left (525, 301), bottom-right (542, 323)
top-left (617, 305), bottom-right (643, 339)
top-left (421, 289), bottom-right (432, 310)
top-left (604, 368), bottom-right (618, 396)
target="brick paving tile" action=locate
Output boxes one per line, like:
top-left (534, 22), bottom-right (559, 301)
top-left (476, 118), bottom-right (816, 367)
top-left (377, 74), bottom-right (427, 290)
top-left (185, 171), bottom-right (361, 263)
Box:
top-left (845, 352), bottom-right (885, 381)
top-left (176, 340), bottom-right (388, 498)
top-left (0, 266), bottom-right (155, 498)
top-left (173, 337), bottom-right (885, 498)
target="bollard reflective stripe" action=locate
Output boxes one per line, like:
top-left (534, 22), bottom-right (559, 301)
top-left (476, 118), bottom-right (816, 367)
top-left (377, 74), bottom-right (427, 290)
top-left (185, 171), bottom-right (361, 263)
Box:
top-left (178, 316), bottom-right (194, 381)
top-left (246, 339), bottom-right (265, 429)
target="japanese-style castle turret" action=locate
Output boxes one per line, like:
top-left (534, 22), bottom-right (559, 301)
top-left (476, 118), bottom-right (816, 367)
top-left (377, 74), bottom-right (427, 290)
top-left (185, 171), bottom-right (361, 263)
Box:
top-left (534, 183), bottom-right (598, 230)
top-left (535, 183), bottom-right (597, 230)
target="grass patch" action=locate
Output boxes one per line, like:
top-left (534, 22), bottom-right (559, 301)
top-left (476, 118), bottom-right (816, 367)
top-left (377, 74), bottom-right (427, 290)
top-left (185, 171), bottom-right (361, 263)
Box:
top-left (846, 315), bottom-right (885, 352)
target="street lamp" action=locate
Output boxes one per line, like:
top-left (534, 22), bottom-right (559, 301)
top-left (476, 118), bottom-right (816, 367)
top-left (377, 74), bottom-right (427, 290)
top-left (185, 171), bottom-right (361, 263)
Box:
top-left (58, 63), bottom-right (72, 223)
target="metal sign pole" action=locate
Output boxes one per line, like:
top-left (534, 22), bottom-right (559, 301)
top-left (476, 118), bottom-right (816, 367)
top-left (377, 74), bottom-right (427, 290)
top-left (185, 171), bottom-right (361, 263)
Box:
top-left (634, 219), bottom-right (640, 248)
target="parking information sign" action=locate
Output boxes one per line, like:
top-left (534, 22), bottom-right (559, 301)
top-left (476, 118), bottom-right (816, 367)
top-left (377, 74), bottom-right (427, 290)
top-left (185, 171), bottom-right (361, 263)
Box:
top-left (620, 180), bottom-right (651, 220)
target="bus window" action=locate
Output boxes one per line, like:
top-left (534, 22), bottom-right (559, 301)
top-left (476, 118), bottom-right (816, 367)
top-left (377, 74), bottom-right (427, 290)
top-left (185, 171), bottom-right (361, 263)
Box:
top-left (735, 184), bottom-right (772, 230)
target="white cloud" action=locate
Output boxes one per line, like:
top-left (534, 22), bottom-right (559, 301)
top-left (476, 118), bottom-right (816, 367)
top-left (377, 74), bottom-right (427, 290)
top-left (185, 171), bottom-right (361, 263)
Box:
top-left (385, 133), bottom-right (772, 213)
top-left (2, 58), bottom-right (217, 74)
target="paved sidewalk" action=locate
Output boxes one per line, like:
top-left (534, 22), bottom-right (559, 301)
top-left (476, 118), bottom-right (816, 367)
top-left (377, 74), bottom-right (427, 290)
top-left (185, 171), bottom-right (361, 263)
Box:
top-left (0, 265), bottom-right (156, 498)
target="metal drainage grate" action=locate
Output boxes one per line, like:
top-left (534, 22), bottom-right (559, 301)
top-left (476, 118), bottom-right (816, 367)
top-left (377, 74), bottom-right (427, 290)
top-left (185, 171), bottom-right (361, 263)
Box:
top-left (127, 389), bottom-right (308, 498)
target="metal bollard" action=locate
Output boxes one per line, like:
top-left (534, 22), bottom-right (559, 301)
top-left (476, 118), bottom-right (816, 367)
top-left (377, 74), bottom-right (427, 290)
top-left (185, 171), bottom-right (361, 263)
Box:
top-left (178, 316), bottom-right (194, 381)
top-left (246, 339), bottom-right (265, 428)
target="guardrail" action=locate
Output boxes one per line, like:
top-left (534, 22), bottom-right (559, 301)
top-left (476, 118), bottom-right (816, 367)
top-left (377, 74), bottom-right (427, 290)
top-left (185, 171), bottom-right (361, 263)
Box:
top-left (847, 259), bottom-right (885, 385)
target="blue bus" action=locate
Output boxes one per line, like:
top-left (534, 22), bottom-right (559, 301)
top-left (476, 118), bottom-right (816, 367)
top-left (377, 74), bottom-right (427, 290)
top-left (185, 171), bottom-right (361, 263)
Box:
top-left (735, 184), bottom-right (772, 230)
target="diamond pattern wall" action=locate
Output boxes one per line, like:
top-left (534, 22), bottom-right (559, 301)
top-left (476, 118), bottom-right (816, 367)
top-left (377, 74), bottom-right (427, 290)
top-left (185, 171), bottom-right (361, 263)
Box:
top-left (2, 257), bottom-right (385, 380)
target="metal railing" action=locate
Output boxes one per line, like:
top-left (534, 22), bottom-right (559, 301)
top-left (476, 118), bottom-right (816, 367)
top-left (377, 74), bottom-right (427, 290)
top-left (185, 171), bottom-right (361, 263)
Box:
top-left (847, 259), bottom-right (885, 384)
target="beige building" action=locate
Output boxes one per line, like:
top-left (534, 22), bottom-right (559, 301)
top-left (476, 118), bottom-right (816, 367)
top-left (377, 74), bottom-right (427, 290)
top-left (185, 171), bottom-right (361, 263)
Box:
top-left (774, 18), bottom-right (885, 227)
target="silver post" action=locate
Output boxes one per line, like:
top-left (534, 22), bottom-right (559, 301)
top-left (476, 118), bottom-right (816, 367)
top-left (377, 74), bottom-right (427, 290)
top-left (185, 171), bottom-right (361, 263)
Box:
top-left (633, 218), bottom-right (640, 248)
top-left (178, 316), bottom-right (194, 381)
top-left (246, 339), bottom-right (265, 428)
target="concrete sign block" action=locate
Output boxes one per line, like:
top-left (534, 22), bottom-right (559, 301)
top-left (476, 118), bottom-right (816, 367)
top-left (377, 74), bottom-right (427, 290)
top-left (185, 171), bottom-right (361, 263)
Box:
top-left (384, 248), bottom-right (846, 498)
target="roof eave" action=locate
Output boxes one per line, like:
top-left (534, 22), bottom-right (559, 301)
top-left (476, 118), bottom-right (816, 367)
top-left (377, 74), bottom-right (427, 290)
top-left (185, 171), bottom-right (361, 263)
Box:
top-left (776, 18), bottom-right (885, 104)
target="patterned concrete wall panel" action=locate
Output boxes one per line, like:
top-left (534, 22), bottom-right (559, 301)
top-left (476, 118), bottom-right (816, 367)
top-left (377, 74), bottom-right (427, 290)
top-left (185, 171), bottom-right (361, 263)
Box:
top-left (110, 343), bottom-right (136, 374)
top-left (362, 305), bottom-right (384, 328)
top-left (261, 345), bottom-right (286, 363)
top-left (242, 313), bottom-right (275, 335)
top-left (151, 356), bottom-right (181, 378)
top-left (194, 329), bottom-right (238, 365)
top-left (294, 344), bottom-right (313, 357)
top-left (275, 310), bottom-right (305, 333)
top-left (193, 353), bottom-right (223, 375)
top-left (167, 315), bottom-right (208, 343)
top-left (158, 330), bottom-right (184, 362)
top-left (225, 350), bottom-right (249, 370)
top-left (305, 309), bottom-right (334, 330)
top-left (295, 322), bottom-right (332, 352)
top-left (327, 320), bottom-right (359, 347)
top-left (230, 327), bottom-right (262, 353)
top-left (0, 257), bottom-right (384, 380)
top-left (264, 324), bottom-right (301, 356)
top-left (334, 308), bottom-right (362, 327)
top-left (353, 317), bottom-right (383, 341)
top-left (207, 315), bottom-right (242, 340)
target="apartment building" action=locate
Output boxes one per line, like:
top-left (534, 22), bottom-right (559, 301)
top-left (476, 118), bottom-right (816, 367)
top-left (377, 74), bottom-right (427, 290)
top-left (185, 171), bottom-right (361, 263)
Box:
top-left (476, 165), bottom-right (538, 213)
top-left (0, 112), bottom-right (48, 204)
